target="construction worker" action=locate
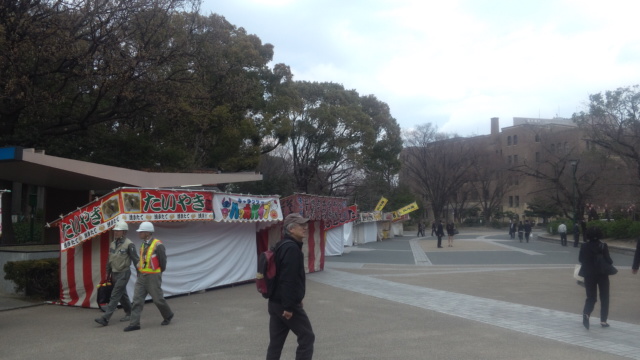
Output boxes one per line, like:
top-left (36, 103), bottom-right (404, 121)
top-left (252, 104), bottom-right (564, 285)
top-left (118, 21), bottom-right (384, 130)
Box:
top-left (124, 221), bottom-right (174, 331)
top-left (95, 220), bottom-right (139, 326)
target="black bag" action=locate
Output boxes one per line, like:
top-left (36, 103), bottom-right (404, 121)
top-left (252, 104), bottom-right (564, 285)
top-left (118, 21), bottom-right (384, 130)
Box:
top-left (96, 280), bottom-right (113, 311)
top-left (595, 243), bottom-right (618, 276)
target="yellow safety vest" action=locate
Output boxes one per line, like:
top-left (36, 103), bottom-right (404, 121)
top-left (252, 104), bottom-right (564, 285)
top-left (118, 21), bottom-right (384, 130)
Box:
top-left (138, 239), bottom-right (162, 274)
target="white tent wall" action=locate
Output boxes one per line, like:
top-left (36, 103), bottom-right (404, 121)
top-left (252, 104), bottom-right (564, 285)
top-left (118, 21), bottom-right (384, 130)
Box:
top-left (129, 221), bottom-right (258, 297)
top-left (353, 222), bottom-right (378, 244)
top-left (390, 222), bottom-right (404, 236)
top-left (325, 226), bottom-right (344, 256)
top-left (60, 221), bottom-right (259, 308)
top-left (342, 222), bottom-right (354, 247)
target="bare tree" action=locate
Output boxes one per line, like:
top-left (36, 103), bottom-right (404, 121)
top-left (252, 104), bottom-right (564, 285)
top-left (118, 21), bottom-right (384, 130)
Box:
top-left (402, 124), bottom-right (476, 221)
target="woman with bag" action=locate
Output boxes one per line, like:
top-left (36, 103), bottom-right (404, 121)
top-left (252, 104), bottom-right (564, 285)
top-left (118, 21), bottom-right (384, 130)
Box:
top-left (578, 226), bottom-right (614, 329)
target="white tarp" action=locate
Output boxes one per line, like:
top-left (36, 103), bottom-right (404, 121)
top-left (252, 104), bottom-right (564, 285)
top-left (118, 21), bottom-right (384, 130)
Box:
top-left (353, 222), bottom-right (378, 244)
top-left (325, 226), bottom-right (344, 256)
top-left (343, 222), bottom-right (354, 247)
top-left (60, 220), bottom-right (259, 307)
top-left (390, 222), bottom-right (404, 236)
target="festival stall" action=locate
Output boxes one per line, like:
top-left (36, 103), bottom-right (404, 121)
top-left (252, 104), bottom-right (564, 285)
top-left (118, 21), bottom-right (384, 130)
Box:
top-left (54, 187), bottom-right (282, 308)
top-left (353, 211), bottom-right (382, 244)
top-left (257, 194), bottom-right (357, 267)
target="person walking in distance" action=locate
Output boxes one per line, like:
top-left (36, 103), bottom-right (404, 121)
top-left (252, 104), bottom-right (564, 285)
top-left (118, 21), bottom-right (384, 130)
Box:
top-left (94, 220), bottom-right (139, 327)
top-left (417, 222), bottom-right (425, 237)
top-left (124, 221), bottom-right (174, 332)
top-left (524, 220), bottom-right (532, 243)
top-left (446, 222), bottom-right (455, 247)
top-left (436, 220), bottom-right (445, 248)
top-left (266, 213), bottom-right (315, 360)
top-left (579, 226), bottom-right (613, 329)
top-left (517, 221), bottom-right (524, 243)
top-left (431, 222), bottom-right (436, 237)
top-left (508, 219), bottom-right (516, 240)
top-left (558, 221), bottom-right (567, 246)
top-left (573, 222), bottom-right (581, 247)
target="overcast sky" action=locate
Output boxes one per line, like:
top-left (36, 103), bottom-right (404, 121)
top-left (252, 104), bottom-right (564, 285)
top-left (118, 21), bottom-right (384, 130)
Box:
top-left (202, 0), bottom-right (640, 136)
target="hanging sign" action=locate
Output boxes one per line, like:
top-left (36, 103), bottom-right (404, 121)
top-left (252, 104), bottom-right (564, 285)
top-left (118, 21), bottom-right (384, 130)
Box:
top-left (374, 197), bottom-right (388, 211)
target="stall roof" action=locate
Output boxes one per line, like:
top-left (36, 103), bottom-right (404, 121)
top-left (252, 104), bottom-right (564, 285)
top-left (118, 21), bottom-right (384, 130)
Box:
top-left (0, 147), bottom-right (262, 190)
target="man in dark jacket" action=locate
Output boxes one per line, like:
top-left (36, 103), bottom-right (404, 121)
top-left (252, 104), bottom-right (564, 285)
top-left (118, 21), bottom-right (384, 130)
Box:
top-left (436, 220), bottom-right (444, 248)
top-left (267, 213), bottom-right (315, 360)
top-left (632, 238), bottom-right (640, 275)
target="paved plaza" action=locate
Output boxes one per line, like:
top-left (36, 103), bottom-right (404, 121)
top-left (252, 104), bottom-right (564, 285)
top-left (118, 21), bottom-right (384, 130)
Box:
top-left (1, 230), bottom-right (640, 359)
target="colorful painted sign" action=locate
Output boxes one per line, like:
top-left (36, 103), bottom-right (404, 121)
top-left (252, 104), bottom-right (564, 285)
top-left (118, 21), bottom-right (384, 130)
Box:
top-left (374, 197), bottom-right (388, 211)
top-left (212, 194), bottom-right (282, 222)
top-left (281, 194), bottom-right (358, 230)
top-left (58, 188), bottom-right (282, 251)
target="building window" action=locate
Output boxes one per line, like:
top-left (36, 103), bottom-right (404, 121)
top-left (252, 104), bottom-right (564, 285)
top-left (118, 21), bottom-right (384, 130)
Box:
top-left (515, 196), bottom-right (520, 207)
top-left (508, 155), bottom-right (512, 164)
top-left (535, 134), bottom-right (540, 142)
top-left (535, 152), bottom-right (540, 162)
top-left (507, 136), bottom-right (512, 146)
top-left (513, 135), bottom-right (518, 145)
top-left (513, 155), bottom-right (518, 164)
top-left (509, 196), bottom-right (513, 207)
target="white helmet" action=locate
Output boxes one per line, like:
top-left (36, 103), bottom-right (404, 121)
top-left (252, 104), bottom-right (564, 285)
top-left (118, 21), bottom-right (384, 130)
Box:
top-left (113, 220), bottom-right (129, 231)
top-left (137, 221), bottom-right (154, 233)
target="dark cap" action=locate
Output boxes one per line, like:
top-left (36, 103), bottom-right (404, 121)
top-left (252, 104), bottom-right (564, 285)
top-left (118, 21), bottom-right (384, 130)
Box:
top-left (283, 213), bottom-right (309, 228)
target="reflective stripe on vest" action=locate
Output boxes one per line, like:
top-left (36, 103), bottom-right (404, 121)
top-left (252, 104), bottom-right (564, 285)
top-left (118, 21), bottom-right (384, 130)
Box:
top-left (138, 239), bottom-right (162, 274)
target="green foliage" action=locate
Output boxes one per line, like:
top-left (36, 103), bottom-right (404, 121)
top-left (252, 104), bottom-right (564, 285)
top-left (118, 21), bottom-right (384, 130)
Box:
top-left (4, 258), bottom-right (59, 300)
top-left (548, 219), bottom-right (574, 235)
top-left (12, 220), bottom-right (44, 244)
top-left (524, 198), bottom-right (561, 223)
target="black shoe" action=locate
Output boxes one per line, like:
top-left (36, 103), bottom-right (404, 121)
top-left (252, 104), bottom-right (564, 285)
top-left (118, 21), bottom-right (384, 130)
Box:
top-left (124, 325), bottom-right (141, 332)
top-left (94, 317), bottom-right (108, 326)
top-left (601, 322), bottom-right (610, 328)
top-left (438, 246), bottom-right (443, 248)
top-left (583, 314), bottom-right (590, 330)
top-left (161, 313), bottom-right (174, 326)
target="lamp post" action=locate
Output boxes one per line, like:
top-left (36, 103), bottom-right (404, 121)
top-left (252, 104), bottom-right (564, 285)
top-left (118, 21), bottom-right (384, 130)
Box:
top-left (570, 160), bottom-right (579, 227)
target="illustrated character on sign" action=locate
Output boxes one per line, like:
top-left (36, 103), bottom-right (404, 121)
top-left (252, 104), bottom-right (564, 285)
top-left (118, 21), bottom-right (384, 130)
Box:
top-left (229, 201), bottom-right (239, 219)
top-left (251, 203), bottom-right (261, 219)
top-left (242, 203), bottom-right (252, 219)
top-left (262, 201), bottom-right (271, 219)
top-left (221, 197), bottom-right (231, 219)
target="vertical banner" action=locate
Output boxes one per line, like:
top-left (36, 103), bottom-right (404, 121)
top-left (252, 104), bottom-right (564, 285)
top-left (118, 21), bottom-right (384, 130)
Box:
top-left (374, 197), bottom-right (388, 212)
top-left (0, 190), bottom-right (4, 238)
top-left (0, 190), bottom-right (9, 238)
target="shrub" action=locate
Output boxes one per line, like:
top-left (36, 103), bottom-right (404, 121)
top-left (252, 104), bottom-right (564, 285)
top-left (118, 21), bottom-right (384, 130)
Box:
top-left (3, 258), bottom-right (59, 300)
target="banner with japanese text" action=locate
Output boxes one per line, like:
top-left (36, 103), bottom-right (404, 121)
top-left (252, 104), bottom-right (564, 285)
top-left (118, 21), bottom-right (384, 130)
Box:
top-left (374, 197), bottom-right (388, 211)
top-left (58, 188), bottom-right (280, 251)
top-left (281, 194), bottom-right (357, 231)
top-left (397, 202), bottom-right (419, 216)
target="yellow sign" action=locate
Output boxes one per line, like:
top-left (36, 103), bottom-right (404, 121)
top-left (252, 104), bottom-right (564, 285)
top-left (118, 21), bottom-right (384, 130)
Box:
top-left (374, 197), bottom-right (388, 211)
top-left (397, 202), bottom-right (419, 216)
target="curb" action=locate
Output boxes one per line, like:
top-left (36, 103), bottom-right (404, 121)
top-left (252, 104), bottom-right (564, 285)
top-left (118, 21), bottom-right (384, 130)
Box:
top-left (536, 234), bottom-right (636, 256)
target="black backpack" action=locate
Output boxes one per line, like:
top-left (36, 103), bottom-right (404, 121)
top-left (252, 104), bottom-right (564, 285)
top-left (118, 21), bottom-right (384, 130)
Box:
top-left (256, 240), bottom-right (290, 299)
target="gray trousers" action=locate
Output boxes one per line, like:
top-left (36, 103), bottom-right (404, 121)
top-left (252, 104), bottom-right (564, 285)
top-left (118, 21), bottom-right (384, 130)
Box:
top-left (102, 270), bottom-right (132, 321)
top-left (129, 272), bottom-right (173, 327)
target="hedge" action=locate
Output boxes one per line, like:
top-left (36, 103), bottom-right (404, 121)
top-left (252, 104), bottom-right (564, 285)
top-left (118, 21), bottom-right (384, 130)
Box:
top-left (3, 258), bottom-right (59, 300)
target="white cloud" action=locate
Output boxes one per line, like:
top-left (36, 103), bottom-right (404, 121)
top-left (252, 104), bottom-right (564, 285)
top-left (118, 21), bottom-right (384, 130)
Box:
top-left (203, 0), bottom-right (640, 134)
